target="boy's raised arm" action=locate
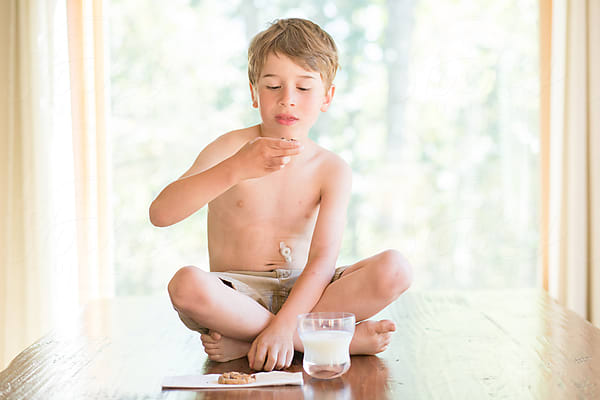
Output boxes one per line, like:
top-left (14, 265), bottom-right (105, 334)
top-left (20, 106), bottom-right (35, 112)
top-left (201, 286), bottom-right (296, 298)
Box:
top-left (149, 154), bottom-right (237, 227)
top-left (149, 132), bottom-right (303, 227)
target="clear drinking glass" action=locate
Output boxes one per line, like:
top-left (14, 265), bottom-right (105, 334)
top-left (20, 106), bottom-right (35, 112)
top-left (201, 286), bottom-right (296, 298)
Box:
top-left (297, 312), bottom-right (356, 379)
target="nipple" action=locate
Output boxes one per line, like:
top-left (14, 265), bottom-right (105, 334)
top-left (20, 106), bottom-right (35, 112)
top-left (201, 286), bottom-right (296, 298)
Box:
top-left (279, 242), bottom-right (292, 264)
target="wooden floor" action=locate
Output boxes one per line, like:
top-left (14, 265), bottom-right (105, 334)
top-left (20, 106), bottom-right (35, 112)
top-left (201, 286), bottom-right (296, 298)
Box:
top-left (1, 289), bottom-right (599, 399)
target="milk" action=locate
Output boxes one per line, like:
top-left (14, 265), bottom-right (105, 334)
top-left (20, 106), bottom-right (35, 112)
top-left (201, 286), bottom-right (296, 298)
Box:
top-left (299, 330), bottom-right (353, 365)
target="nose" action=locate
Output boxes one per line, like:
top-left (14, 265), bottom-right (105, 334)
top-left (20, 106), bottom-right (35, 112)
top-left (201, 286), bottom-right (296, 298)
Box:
top-left (279, 86), bottom-right (296, 107)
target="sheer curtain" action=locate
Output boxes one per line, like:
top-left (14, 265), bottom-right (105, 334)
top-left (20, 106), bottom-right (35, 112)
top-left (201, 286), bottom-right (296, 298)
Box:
top-left (0, 0), bottom-right (113, 370)
top-left (66, 0), bottom-right (114, 305)
top-left (540, 0), bottom-right (600, 326)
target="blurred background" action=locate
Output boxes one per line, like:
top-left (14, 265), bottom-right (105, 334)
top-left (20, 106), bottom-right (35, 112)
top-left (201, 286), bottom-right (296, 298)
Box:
top-left (108, 0), bottom-right (540, 295)
top-left (4, 0), bottom-right (559, 371)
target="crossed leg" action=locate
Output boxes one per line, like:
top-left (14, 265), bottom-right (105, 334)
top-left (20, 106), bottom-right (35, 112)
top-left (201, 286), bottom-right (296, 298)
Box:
top-left (168, 249), bottom-right (412, 363)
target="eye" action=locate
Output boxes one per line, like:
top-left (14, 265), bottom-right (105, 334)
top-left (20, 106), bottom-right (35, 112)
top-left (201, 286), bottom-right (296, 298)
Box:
top-left (297, 87), bottom-right (311, 91)
top-left (266, 86), bottom-right (281, 90)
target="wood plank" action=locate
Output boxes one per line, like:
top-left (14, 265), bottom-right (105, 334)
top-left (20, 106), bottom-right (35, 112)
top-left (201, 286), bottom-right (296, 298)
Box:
top-left (0, 290), bottom-right (599, 399)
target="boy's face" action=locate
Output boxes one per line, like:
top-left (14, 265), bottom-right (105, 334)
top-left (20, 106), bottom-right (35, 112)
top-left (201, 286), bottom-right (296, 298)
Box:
top-left (250, 52), bottom-right (334, 138)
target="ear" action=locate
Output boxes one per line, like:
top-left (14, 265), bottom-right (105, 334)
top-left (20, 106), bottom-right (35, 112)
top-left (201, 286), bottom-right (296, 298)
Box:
top-left (249, 82), bottom-right (259, 108)
top-left (320, 84), bottom-right (335, 112)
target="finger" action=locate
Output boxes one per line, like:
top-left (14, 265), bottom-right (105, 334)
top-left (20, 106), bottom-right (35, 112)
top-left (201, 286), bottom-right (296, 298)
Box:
top-left (263, 146), bottom-right (301, 162)
top-left (266, 160), bottom-right (286, 170)
top-left (276, 349), bottom-right (291, 370)
top-left (274, 349), bottom-right (287, 370)
top-left (270, 138), bottom-right (302, 147)
top-left (268, 156), bottom-right (290, 169)
top-left (285, 349), bottom-right (294, 368)
top-left (253, 344), bottom-right (268, 371)
top-left (264, 350), bottom-right (278, 372)
top-left (275, 360), bottom-right (286, 370)
top-left (269, 139), bottom-right (303, 150)
top-left (278, 156), bottom-right (291, 165)
top-left (247, 342), bottom-right (256, 368)
top-left (273, 147), bottom-right (303, 157)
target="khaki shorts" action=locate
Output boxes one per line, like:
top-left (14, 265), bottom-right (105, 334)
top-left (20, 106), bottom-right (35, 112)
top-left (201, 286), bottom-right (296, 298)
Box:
top-left (177, 266), bottom-right (349, 334)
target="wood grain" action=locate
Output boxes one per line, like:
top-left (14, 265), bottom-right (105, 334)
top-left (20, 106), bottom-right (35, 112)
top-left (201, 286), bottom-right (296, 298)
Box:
top-left (1, 290), bottom-right (598, 399)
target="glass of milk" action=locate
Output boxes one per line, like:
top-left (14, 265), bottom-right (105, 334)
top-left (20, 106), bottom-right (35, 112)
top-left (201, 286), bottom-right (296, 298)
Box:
top-left (297, 312), bottom-right (356, 379)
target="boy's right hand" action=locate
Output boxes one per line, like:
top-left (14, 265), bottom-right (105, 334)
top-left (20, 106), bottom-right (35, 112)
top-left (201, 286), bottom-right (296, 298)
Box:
top-left (231, 137), bottom-right (303, 181)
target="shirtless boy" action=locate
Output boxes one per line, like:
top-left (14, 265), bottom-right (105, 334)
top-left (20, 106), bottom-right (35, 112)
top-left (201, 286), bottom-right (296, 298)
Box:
top-left (149, 18), bottom-right (413, 372)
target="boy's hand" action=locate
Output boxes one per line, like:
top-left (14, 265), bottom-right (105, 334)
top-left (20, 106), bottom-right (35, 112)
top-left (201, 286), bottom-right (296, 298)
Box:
top-left (247, 319), bottom-right (295, 371)
top-left (231, 137), bottom-right (303, 181)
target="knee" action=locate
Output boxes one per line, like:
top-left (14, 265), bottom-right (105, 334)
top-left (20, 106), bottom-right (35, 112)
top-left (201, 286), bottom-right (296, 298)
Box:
top-left (374, 250), bottom-right (413, 301)
top-left (167, 266), bottom-right (210, 313)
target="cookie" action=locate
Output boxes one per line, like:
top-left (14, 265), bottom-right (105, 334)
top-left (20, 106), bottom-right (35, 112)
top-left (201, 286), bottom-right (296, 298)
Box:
top-left (218, 371), bottom-right (256, 385)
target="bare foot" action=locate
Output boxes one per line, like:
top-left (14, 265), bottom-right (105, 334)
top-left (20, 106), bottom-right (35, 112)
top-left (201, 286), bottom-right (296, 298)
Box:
top-left (349, 320), bottom-right (396, 355)
top-left (200, 331), bottom-right (252, 362)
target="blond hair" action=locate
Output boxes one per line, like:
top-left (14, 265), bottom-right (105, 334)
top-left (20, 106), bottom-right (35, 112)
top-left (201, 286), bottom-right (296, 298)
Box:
top-left (248, 18), bottom-right (339, 91)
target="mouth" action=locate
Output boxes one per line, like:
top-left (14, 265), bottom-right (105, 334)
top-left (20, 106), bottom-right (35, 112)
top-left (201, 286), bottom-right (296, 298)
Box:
top-left (275, 114), bottom-right (299, 126)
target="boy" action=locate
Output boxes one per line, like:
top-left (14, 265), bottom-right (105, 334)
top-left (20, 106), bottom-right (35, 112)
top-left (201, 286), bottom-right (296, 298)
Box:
top-left (149, 18), bottom-right (412, 372)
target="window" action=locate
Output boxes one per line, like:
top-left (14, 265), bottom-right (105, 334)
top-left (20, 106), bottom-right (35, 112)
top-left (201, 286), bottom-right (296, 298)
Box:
top-left (109, 0), bottom-right (539, 294)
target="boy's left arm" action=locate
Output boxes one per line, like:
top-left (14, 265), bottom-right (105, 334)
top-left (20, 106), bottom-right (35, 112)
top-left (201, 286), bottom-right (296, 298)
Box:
top-left (248, 156), bottom-right (352, 371)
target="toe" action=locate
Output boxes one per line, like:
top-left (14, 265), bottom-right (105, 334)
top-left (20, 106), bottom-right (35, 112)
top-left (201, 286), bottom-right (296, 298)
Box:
top-left (201, 334), bottom-right (215, 344)
top-left (376, 320), bottom-right (396, 334)
top-left (209, 330), bottom-right (222, 340)
top-left (205, 348), bottom-right (221, 358)
top-left (381, 335), bottom-right (391, 347)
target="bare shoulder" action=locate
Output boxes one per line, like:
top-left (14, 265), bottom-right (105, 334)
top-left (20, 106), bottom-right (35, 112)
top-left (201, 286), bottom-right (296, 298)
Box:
top-left (316, 146), bottom-right (352, 178)
top-left (313, 145), bottom-right (352, 193)
top-left (214, 126), bottom-right (259, 148)
top-left (178, 125), bottom-right (259, 179)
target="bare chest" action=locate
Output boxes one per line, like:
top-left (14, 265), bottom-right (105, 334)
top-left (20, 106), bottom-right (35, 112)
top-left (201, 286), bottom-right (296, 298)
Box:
top-left (210, 168), bottom-right (321, 230)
